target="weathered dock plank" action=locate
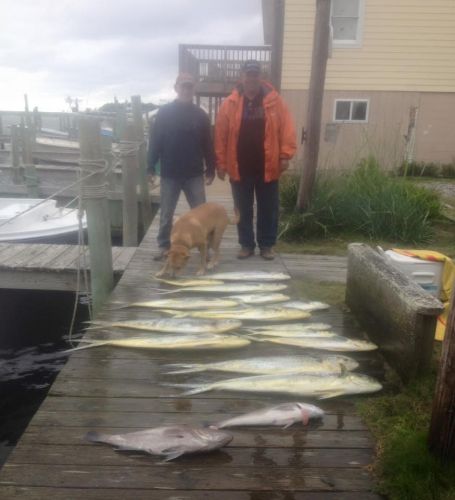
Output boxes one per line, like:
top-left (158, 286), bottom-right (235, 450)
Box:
top-left (0, 180), bottom-right (380, 497)
top-left (0, 244), bottom-right (137, 291)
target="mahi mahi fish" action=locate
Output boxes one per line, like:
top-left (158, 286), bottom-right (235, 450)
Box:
top-left (168, 307), bottom-right (310, 322)
top-left (64, 333), bottom-right (250, 352)
top-left (166, 372), bottom-right (382, 399)
top-left (280, 300), bottom-right (330, 312)
top-left (211, 402), bottom-right (324, 429)
top-left (86, 425), bottom-right (233, 461)
top-left (154, 283), bottom-right (288, 294)
top-left (206, 271), bottom-right (291, 281)
top-left (162, 354), bottom-right (359, 375)
top-left (113, 297), bottom-right (240, 310)
top-left (85, 318), bottom-right (242, 334)
top-left (248, 334), bottom-right (378, 351)
top-left (154, 277), bottom-right (225, 287)
top-left (225, 293), bottom-right (290, 305)
top-left (247, 323), bottom-right (333, 335)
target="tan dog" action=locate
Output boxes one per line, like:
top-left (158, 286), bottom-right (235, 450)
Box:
top-left (156, 202), bottom-right (238, 277)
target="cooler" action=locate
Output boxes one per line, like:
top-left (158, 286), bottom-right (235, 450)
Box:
top-left (384, 250), bottom-right (444, 298)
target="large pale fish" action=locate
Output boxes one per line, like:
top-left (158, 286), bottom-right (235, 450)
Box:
top-left (154, 277), bottom-right (225, 287)
top-left (65, 333), bottom-right (250, 352)
top-left (112, 297), bottom-right (240, 310)
top-left (85, 318), bottom-right (242, 334)
top-left (163, 354), bottom-right (359, 375)
top-left (166, 372), bottom-right (382, 399)
top-left (206, 271), bottom-right (291, 281)
top-left (245, 329), bottom-right (338, 338)
top-left (86, 425), bottom-right (233, 461)
top-left (280, 300), bottom-right (330, 312)
top-left (154, 283), bottom-right (288, 294)
top-left (248, 334), bottom-right (378, 352)
top-left (212, 402), bottom-right (324, 429)
top-left (226, 293), bottom-right (290, 305)
top-left (168, 307), bottom-right (310, 322)
top-left (247, 323), bottom-right (333, 335)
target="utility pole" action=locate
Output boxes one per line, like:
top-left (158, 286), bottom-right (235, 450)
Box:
top-left (428, 281), bottom-right (455, 461)
top-left (296, 0), bottom-right (331, 211)
top-left (79, 117), bottom-right (114, 316)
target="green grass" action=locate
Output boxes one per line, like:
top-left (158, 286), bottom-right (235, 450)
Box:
top-left (277, 220), bottom-right (455, 259)
top-left (280, 158), bottom-right (442, 244)
top-left (358, 374), bottom-right (455, 500)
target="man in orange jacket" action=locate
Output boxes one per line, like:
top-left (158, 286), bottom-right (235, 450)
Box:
top-left (215, 60), bottom-right (296, 260)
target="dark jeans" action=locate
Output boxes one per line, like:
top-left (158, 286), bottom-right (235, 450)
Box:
top-left (157, 175), bottom-right (206, 249)
top-left (230, 177), bottom-right (279, 249)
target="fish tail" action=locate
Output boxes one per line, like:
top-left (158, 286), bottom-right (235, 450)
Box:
top-left (162, 363), bottom-right (204, 375)
top-left (63, 341), bottom-right (110, 353)
top-left (162, 382), bottom-right (211, 396)
top-left (102, 302), bottom-right (130, 311)
top-left (84, 321), bottom-right (111, 331)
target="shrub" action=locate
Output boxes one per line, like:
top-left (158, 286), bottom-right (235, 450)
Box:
top-left (440, 163), bottom-right (455, 178)
top-left (396, 161), bottom-right (455, 179)
top-left (280, 157), bottom-right (442, 243)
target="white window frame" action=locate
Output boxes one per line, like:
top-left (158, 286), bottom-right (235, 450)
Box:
top-left (333, 99), bottom-right (369, 123)
top-left (330, 0), bottom-right (365, 48)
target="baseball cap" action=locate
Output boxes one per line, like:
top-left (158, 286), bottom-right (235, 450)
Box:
top-left (241, 60), bottom-right (261, 73)
top-left (175, 73), bottom-right (196, 85)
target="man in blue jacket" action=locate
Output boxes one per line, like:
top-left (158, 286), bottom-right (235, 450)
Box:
top-left (147, 73), bottom-right (215, 260)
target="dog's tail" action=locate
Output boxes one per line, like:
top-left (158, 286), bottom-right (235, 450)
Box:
top-left (229, 207), bottom-right (240, 225)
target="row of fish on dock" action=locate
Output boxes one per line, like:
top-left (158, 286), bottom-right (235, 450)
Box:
top-left (74, 270), bottom-right (382, 460)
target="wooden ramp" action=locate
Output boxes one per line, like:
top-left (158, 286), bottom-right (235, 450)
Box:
top-left (0, 180), bottom-right (382, 499)
top-left (0, 243), bottom-right (137, 291)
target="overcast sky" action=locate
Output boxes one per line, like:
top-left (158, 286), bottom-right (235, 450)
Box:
top-left (0, 0), bottom-right (263, 112)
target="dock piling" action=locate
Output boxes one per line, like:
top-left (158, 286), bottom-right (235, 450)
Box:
top-left (79, 116), bottom-right (114, 315)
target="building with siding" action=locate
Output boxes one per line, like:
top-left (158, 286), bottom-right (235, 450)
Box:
top-left (263, 0), bottom-right (455, 169)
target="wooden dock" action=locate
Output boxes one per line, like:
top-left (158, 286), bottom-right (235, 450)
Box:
top-left (0, 243), bottom-right (136, 291)
top-left (0, 180), bottom-right (382, 499)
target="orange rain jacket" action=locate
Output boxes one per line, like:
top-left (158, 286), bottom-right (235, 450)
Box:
top-left (215, 81), bottom-right (297, 182)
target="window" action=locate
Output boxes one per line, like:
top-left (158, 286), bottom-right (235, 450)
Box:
top-left (334, 99), bottom-right (369, 122)
top-left (331, 0), bottom-right (364, 47)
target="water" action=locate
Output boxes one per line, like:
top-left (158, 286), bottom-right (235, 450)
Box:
top-left (0, 289), bottom-right (89, 467)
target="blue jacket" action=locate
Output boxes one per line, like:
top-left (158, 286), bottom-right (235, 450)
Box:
top-left (147, 100), bottom-right (215, 178)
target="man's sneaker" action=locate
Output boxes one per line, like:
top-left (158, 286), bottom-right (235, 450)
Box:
top-left (153, 248), bottom-right (168, 261)
top-left (237, 247), bottom-right (254, 259)
top-left (260, 247), bottom-right (275, 260)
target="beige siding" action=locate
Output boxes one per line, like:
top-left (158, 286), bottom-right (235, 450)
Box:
top-left (282, 0), bottom-right (455, 92)
top-left (282, 90), bottom-right (455, 168)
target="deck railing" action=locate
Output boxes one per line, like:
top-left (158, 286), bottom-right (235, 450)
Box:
top-left (179, 44), bottom-right (272, 89)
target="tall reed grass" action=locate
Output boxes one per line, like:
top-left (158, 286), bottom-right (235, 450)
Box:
top-left (280, 157), bottom-right (441, 243)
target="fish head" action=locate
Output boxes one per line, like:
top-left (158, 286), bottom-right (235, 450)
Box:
top-left (345, 373), bottom-right (383, 395)
top-left (191, 427), bottom-right (233, 449)
top-left (295, 402), bottom-right (325, 420)
top-left (167, 245), bottom-right (191, 276)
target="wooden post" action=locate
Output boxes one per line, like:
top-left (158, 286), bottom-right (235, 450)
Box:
top-left (115, 106), bottom-right (127, 143)
top-left (10, 125), bottom-right (23, 184)
top-left (120, 121), bottom-right (139, 246)
top-left (79, 117), bottom-right (114, 316)
top-left (428, 281), bottom-right (455, 461)
top-left (131, 95), bottom-right (152, 230)
top-left (296, 0), bottom-right (331, 211)
top-left (22, 126), bottom-right (39, 197)
top-left (101, 133), bottom-right (115, 192)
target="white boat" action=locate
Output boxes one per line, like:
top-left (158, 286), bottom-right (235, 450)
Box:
top-left (0, 198), bottom-right (86, 242)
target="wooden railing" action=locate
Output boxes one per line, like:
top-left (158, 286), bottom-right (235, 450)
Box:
top-left (179, 44), bottom-right (272, 87)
